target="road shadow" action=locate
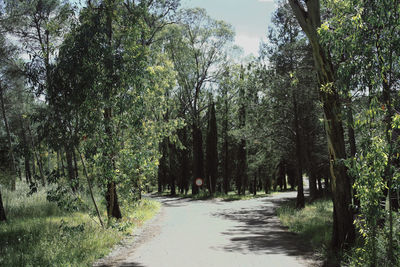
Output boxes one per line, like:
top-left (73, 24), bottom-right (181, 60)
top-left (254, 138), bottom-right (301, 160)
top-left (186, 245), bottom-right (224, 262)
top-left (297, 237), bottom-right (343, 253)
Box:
top-left (212, 196), bottom-right (317, 263)
top-left (118, 262), bottom-right (147, 267)
top-left (148, 194), bottom-right (225, 207)
top-left (147, 195), bottom-right (191, 207)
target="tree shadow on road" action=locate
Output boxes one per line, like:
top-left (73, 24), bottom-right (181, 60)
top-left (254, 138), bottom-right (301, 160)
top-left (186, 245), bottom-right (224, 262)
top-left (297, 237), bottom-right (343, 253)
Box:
top-left (211, 197), bottom-right (319, 264)
top-left (118, 262), bottom-right (147, 267)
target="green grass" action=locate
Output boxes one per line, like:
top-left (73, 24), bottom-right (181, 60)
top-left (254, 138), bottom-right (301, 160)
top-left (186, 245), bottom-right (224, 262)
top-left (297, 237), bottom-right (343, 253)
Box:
top-left (277, 198), bottom-right (333, 255)
top-left (0, 182), bottom-right (160, 267)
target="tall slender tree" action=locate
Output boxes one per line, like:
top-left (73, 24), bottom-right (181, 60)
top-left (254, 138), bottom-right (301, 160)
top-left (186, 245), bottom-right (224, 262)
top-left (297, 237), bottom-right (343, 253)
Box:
top-left (289, 0), bottom-right (355, 249)
top-left (205, 99), bottom-right (218, 195)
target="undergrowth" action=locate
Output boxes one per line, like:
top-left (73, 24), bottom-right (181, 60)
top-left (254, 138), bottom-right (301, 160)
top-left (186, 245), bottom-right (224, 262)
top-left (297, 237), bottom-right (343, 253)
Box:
top-left (277, 198), bottom-right (400, 266)
top-left (0, 182), bottom-right (160, 267)
top-left (277, 198), bottom-right (333, 261)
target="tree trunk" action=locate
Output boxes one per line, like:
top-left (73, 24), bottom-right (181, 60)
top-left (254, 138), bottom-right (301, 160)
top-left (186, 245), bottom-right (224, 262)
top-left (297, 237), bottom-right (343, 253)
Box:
top-left (237, 140), bottom-right (246, 195)
top-left (222, 82), bottom-right (230, 194)
top-left (222, 130), bottom-right (229, 194)
top-left (265, 174), bottom-right (270, 194)
top-left (346, 104), bottom-right (359, 208)
top-left (60, 149), bottom-right (66, 177)
top-left (309, 168), bottom-right (318, 201)
top-left (20, 118), bottom-right (33, 185)
top-left (103, 0), bottom-right (122, 220)
top-left (237, 68), bottom-right (247, 195)
top-left (0, 85), bottom-right (16, 191)
top-left (65, 145), bottom-right (77, 191)
top-left (56, 150), bottom-right (61, 178)
top-left (168, 143), bottom-right (176, 196)
top-left (206, 102), bottom-right (218, 195)
top-left (32, 154), bottom-right (36, 179)
top-left (27, 124), bottom-right (45, 186)
top-left (0, 190), bottom-right (6, 222)
top-left (25, 154), bottom-right (32, 185)
top-left (289, 0), bottom-right (355, 249)
top-left (106, 181), bottom-right (121, 219)
top-left (17, 164), bottom-right (22, 181)
top-left (158, 139), bottom-right (168, 193)
top-left (192, 124), bottom-right (204, 195)
top-left (253, 172), bottom-right (257, 196)
top-left (179, 128), bottom-right (189, 195)
top-left (73, 148), bottom-right (79, 179)
top-left (77, 147), bottom-right (104, 227)
top-left (293, 94), bottom-right (305, 209)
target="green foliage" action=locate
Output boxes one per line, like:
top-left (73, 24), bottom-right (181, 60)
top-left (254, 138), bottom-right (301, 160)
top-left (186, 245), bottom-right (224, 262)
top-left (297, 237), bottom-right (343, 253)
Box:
top-left (344, 213), bottom-right (400, 267)
top-left (46, 184), bottom-right (86, 212)
top-left (344, 97), bottom-right (400, 266)
top-left (277, 199), bottom-right (333, 256)
top-left (0, 182), bottom-right (160, 266)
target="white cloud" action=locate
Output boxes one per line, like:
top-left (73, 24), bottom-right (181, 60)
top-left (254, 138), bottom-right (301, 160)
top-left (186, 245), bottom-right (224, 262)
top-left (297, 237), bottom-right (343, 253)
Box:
top-left (258, 0), bottom-right (275, 2)
top-left (235, 33), bottom-right (263, 56)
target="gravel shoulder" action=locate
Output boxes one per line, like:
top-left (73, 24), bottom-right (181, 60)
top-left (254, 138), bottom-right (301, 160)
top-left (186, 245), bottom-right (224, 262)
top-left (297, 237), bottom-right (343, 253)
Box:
top-left (94, 191), bottom-right (321, 267)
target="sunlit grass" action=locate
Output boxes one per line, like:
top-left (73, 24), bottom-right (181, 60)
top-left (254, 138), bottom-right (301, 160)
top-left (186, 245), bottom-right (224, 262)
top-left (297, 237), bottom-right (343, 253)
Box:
top-left (0, 182), bottom-right (160, 267)
top-left (277, 198), bottom-right (333, 253)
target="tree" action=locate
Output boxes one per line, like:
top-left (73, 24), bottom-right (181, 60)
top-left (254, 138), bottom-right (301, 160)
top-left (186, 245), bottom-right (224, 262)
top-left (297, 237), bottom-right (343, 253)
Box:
top-left (0, 190), bottom-right (5, 221)
top-left (45, 0), bottom-right (181, 220)
top-left (0, 34), bottom-right (20, 191)
top-left (236, 66), bottom-right (247, 195)
top-left (164, 8), bottom-right (234, 194)
top-left (319, 0), bottom-right (400, 264)
top-left (1, 0), bottom-right (74, 187)
top-left (205, 99), bottom-right (218, 195)
top-left (260, 2), bottom-right (324, 205)
top-left (288, 0), bottom-right (355, 249)
top-left (218, 69), bottom-right (232, 194)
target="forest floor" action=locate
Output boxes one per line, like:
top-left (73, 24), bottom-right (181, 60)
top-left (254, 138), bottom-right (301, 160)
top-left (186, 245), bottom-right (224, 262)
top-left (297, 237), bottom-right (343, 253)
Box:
top-left (94, 190), bottom-right (322, 267)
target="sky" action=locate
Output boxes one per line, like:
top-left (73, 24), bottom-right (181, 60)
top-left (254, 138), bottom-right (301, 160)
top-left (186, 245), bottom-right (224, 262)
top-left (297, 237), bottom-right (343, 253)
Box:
top-left (181, 0), bottom-right (277, 56)
top-left (71, 0), bottom-right (278, 56)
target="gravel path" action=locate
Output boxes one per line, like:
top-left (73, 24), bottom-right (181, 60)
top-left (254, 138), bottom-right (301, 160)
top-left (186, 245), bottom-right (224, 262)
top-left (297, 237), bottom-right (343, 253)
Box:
top-left (94, 191), bottom-right (320, 267)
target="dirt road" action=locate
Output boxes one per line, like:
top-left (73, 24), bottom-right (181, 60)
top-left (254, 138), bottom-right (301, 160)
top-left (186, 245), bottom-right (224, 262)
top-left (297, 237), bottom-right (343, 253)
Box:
top-left (95, 191), bottom-right (319, 267)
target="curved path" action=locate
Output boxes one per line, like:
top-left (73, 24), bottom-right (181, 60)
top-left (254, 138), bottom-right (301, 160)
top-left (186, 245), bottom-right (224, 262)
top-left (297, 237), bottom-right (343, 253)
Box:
top-left (95, 191), bottom-right (319, 267)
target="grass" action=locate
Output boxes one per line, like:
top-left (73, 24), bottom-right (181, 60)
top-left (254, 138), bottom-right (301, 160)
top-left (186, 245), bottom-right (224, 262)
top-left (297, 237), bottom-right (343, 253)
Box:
top-left (0, 182), bottom-right (160, 267)
top-left (277, 198), bottom-right (400, 266)
top-left (277, 198), bottom-right (333, 258)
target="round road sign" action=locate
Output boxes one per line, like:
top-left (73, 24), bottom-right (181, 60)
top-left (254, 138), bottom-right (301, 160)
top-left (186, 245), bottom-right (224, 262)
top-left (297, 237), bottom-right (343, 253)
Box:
top-left (195, 178), bottom-right (203, 187)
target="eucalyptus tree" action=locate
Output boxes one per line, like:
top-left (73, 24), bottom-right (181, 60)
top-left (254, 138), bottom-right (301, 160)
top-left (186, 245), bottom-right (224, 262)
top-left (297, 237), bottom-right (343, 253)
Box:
top-left (1, 0), bottom-right (74, 187)
top-left (319, 0), bottom-right (400, 263)
top-left (288, 0), bottom-right (355, 249)
top-left (0, 34), bottom-right (20, 191)
top-left (0, 33), bottom-right (18, 221)
top-left (163, 8), bottom-right (234, 194)
top-left (2, 0), bottom-right (73, 94)
top-left (50, 0), bottom-right (181, 220)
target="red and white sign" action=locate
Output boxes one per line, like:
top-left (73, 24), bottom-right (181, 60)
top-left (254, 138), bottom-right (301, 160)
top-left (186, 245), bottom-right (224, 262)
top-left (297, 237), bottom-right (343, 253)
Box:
top-left (195, 178), bottom-right (203, 187)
